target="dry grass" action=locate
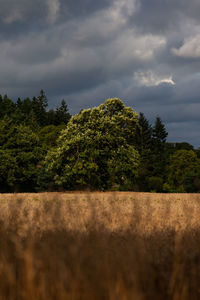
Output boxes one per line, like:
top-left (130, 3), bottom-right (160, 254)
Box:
top-left (0, 192), bottom-right (200, 299)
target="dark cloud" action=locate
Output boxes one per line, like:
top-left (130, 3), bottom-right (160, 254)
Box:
top-left (0, 0), bottom-right (200, 146)
top-left (132, 0), bottom-right (200, 33)
top-left (166, 121), bottom-right (200, 147)
top-left (59, 0), bottom-right (111, 19)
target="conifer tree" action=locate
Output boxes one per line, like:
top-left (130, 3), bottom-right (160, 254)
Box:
top-left (136, 112), bottom-right (152, 154)
top-left (55, 99), bottom-right (71, 125)
top-left (135, 113), bottom-right (153, 191)
top-left (151, 116), bottom-right (168, 178)
top-left (32, 90), bottom-right (48, 126)
top-left (152, 116), bottom-right (168, 146)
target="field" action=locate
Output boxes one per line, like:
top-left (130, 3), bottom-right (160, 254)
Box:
top-left (1, 192), bottom-right (200, 299)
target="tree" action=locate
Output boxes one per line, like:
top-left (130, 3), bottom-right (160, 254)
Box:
top-left (148, 176), bottom-right (163, 192)
top-left (55, 99), bottom-right (71, 125)
top-left (39, 124), bottom-right (65, 148)
top-left (174, 142), bottom-right (194, 151)
top-left (0, 121), bottom-right (42, 192)
top-left (0, 95), bottom-right (16, 119)
top-left (37, 89), bottom-right (48, 109)
top-left (46, 109), bottom-right (56, 125)
top-left (136, 112), bottom-right (152, 154)
top-left (20, 97), bottom-right (32, 115)
top-left (135, 113), bottom-right (153, 191)
top-left (150, 116), bottom-right (168, 178)
top-left (42, 98), bottom-right (140, 191)
top-left (152, 116), bottom-right (168, 144)
top-left (167, 150), bottom-right (200, 192)
top-left (32, 90), bottom-right (48, 126)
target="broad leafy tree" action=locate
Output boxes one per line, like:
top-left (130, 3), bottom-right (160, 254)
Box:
top-left (43, 98), bottom-right (140, 190)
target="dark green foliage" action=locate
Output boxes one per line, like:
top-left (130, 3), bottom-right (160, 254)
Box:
top-left (185, 172), bottom-right (200, 193)
top-left (0, 91), bottom-right (71, 129)
top-left (148, 176), bottom-right (163, 192)
top-left (167, 150), bottom-right (200, 192)
top-left (0, 91), bottom-right (71, 192)
top-left (150, 116), bottom-right (168, 179)
top-left (135, 114), bottom-right (168, 192)
top-left (135, 113), bottom-right (153, 191)
top-left (46, 109), bottom-right (56, 125)
top-left (39, 124), bottom-right (65, 148)
top-left (0, 123), bottom-right (42, 192)
top-left (55, 99), bottom-right (71, 125)
top-left (0, 90), bottom-right (200, 193)
top-left (166, 142), bottom-right (194, 158)
top-left (174, 142), bottom-right (194, 151)
top-left (32, 90), bottom-right (48, 126)
top-left (46, 101), bottom-right (71, 126)
top-left (136, 112), bottom-right (152, 153)
top-left (152, 116), bottom-right (168, 145)
top-left (0, 95), bottom-right (16, 118)
top-left (18, 97), bottom-right (32, 116)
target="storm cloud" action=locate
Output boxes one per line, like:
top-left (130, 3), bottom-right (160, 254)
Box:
top-left (0, 0), bottom-right (200, 146)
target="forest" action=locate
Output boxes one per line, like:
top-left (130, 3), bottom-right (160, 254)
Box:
top-left (0, 90), bottom-right (199, 193)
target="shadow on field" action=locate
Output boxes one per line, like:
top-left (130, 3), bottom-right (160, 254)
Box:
top-left (0, 198), bottom-right (200, 299)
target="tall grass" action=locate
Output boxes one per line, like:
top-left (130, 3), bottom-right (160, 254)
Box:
top-left (0, 192), bottom-right (200, 299)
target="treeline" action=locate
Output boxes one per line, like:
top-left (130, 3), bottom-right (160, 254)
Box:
top-left (0, 93), bottom-right (199, 193)
top-left (0, 90), bottom-right (71, 192)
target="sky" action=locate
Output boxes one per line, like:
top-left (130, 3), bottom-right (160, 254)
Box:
top-left (0, 0), bottom-right (200, 147)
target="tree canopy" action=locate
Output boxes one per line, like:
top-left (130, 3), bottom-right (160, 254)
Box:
top-left (43, 98), bottom-right (140, 190)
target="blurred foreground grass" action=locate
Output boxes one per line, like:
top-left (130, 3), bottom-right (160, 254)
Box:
top-left (1, 192), bottom-right (200, 299)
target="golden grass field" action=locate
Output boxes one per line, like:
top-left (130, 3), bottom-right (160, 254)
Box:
top-left (1, 192), bottom-right (200, 299)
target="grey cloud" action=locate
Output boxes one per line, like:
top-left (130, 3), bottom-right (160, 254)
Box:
top-left (0, 0), bottom-right (111, 27)
top-left (0, 0), bottom-right (47, 24)
top-left (0, 0), bottom-right (200, 146)
top-left (0, 0), bottom-right (61, 25)
top-left (46, 0), bottom-right (60, 23)
top-left (124, 76), bottom-right (200, 120)
top-left (132, 0), bottom-right (200, 34)
top-left (0, 1), bottom-right (166, 94)
top-left (172, 35), bottom-right (200, 58)
top-left (3, 35), bottom-right (61, 65)
top-left (167, 122), bottom-right (200, 147)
